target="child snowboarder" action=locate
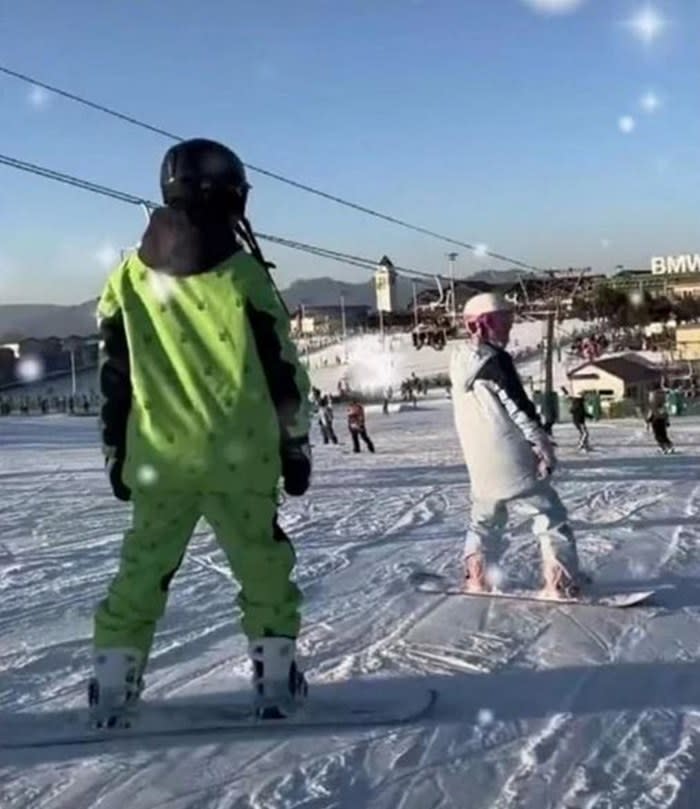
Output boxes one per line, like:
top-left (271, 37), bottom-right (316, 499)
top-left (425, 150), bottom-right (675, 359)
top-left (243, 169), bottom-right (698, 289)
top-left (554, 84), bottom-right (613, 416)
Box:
top-left (347, 400), bottom-right (375, 453)
top-left (93, 138), bottom-right (312, 726)
top-left (647, 385), bottom-right (674, 454)
top-left (450, 293), bottom-right (582, 597)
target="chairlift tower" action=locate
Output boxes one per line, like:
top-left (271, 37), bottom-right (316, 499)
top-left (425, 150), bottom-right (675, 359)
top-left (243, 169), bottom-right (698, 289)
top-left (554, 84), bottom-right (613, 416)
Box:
top-left (446, 252), bottom-right (458, 328)
top-left (518, 267), bottom-right (591, 429)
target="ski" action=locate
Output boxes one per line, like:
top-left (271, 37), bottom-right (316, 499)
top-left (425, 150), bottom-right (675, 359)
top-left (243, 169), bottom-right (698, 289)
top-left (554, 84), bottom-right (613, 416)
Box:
top-left (0, 687), bottom-right (438, 751)
top-left (409, 571), bottom-right (654, 608)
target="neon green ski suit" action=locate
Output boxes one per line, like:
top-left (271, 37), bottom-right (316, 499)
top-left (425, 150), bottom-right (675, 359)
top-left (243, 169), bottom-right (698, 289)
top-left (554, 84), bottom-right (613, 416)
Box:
top-left (93, 220), bottom-right (310, 660)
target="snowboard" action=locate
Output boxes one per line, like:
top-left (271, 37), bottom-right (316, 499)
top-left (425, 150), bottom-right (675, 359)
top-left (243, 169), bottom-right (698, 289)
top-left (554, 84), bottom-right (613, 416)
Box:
top-left (0, 685), bottom-right (438, 751)
top-left (409, 570), bottom-right (654, 608)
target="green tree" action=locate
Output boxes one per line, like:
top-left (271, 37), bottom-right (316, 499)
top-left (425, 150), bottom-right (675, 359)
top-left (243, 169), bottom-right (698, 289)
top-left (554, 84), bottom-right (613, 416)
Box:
top-left (648, 295), bottom-right (673, 323)
top-left (593, 284), bottom-right (628, 322)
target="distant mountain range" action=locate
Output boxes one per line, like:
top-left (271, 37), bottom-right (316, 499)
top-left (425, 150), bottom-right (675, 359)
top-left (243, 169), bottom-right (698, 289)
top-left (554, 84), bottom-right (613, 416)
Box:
top-left (0, 302), bottom-right (100, 342)
top-left (0, 269), bottom-right (528, 340)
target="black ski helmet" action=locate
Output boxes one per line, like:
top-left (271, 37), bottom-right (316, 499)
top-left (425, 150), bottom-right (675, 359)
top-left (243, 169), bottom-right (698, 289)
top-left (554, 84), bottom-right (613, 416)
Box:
top-left (160, 138), bottom-right (250, 213)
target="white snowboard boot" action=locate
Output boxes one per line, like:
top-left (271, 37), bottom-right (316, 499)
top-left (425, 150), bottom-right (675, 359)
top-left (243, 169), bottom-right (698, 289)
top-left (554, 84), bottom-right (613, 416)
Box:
top-left (542, 562), bottom-right (584, 600)
top-left (88, 648), bottom-right (144, 728)
top-left (249, 637), bottom-right (307, 719)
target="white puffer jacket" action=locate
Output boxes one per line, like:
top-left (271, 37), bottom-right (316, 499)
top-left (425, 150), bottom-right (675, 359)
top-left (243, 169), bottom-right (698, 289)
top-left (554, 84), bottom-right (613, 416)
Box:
top-left (450, 341), bottom-right (554, 502)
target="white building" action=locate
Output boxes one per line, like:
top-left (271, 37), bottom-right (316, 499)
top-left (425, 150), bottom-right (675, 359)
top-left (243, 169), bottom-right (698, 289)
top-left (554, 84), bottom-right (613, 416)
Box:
top-left (0, 343), bottom-right (20, 358)
top-left (567, 354), bottom-right (661, 404)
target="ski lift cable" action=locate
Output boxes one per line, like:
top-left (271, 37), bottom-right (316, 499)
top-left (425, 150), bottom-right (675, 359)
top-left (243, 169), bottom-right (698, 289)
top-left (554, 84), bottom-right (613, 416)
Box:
top-left (259, 234), bottom-right (441, 283)
top-left (0, 154), bottom-right (149, 206)
top-left (0, 151), bottom-right (441, 285)
top-left (0, 64), bottom-right (541, 272)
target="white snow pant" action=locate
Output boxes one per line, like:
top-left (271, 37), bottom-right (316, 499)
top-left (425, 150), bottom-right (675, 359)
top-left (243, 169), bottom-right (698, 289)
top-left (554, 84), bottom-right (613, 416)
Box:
top-left (464, 481), bottom-right (579, 579)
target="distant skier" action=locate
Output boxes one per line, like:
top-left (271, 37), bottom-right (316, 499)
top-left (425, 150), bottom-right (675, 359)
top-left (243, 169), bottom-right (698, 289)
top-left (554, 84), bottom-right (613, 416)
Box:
top-left (382, 385), bottom-right (393, 415)
top-left (561, 386), bottom-right (590, 451)
top-left (318, 394), bottom-right (338, 444)
top-left (92, 138), bottom-right (311, 727)
top-left (347, 400), bottom-right (375, 453)
top-left (450, 293), bottom-right (582, 598)
top-left (409, 373), bottom-right (419, 408)
top-left (647, 385), bottom-right (674, 454)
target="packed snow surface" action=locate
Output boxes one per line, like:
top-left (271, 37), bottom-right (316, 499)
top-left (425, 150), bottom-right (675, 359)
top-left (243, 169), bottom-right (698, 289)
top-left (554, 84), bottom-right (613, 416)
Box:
top-left (2, 405), bottom-right (700, 808)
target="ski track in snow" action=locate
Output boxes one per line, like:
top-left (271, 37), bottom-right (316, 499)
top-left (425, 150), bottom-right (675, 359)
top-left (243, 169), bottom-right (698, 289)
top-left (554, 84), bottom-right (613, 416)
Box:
top-left (2, 410), bottom-right (700, 808)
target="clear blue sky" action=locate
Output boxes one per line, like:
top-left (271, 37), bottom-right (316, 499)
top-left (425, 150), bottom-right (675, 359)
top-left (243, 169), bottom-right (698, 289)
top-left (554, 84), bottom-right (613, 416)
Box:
top-left (0, 0), bottom-right (697, 304)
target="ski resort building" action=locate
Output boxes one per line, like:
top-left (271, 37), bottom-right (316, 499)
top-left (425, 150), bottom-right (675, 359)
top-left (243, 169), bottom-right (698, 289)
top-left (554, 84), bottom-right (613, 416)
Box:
top-left (675, 324), bottom-right (700, 361)
top-left (609, 254), bottom-right (700, 299)
top-left (567, 354), bottom-right (662, 405)
top-left (291, 304), bottom-right (371, 336)
top-left (608, 269), bottom-right (669, 298)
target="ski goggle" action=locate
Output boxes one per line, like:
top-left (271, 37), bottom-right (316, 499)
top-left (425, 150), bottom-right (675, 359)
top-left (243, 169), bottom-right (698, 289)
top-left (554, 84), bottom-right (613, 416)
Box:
top-left (465, 309), bottom-right (514, 335)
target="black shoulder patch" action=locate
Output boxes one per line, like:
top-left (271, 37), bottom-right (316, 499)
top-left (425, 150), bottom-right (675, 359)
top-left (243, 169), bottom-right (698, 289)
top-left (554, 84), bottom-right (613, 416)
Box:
top-left (246, 301), bottom-right (303, 442)
top-left (99, 311), bottom-right (132, 455)
top-left (477, 349), bottom-right (541, 425)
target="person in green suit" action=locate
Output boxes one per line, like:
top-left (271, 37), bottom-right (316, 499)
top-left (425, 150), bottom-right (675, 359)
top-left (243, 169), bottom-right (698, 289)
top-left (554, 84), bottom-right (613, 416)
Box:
top-left (91, 138), bottom-right (311, 726)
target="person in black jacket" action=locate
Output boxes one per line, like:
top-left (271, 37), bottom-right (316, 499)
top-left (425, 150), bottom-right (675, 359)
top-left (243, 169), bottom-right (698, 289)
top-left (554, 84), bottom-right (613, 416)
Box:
top-left (561, 387), bottom-right (590, 452)
top-left (647, 386), bottom-right (674, 454)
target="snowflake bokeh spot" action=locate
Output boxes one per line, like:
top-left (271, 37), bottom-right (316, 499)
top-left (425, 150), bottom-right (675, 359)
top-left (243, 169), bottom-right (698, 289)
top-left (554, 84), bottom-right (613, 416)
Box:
top-left (148, 271), bottom-right (178, 304)
top-left (28, 85), bottom-right (51, 109)
top-left (626, 5), bottom-right (667, 45)
top-left (136, 465), bottom-right (159, 486)
top-left (640, 91), bottom-right (660, 114)
top-left (618, 116), bottom-right (636, 134)
top-left (17, 355), bottom-right (45, 383)
top-left (95, 244), bottom-right (119, 269)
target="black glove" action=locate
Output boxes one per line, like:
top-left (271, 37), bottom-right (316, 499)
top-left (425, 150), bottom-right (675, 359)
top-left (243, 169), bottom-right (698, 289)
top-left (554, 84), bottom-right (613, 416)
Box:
top-left (281, 437), bottom-right (312, 496)
top-left (104, 447), bottom-right (131, 502)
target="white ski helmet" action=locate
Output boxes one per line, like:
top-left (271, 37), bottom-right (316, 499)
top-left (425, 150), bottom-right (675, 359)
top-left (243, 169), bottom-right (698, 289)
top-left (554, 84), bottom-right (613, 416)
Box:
top-left (463, 292), bottom-right (511, 320)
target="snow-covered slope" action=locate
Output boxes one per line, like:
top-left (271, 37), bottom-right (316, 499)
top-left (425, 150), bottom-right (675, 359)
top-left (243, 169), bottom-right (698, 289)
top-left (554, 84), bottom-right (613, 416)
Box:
top-left (1, 407), bottom-right (700, 807)
top-left (0, 367), bottom-right (99, 398)
top-left (308, 318), bottom-right (583, 394)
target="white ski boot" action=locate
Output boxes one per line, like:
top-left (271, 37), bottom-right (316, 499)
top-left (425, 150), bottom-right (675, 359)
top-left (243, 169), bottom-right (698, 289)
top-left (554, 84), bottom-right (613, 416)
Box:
top-left (88, 648), bottom-right (144, 728)
top-left (249, 637), bottom-right (307, 719)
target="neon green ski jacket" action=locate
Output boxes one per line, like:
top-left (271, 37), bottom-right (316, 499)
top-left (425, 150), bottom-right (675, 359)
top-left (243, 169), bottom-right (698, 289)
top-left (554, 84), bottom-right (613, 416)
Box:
top-left (98, 249), bottom-right (310, 495)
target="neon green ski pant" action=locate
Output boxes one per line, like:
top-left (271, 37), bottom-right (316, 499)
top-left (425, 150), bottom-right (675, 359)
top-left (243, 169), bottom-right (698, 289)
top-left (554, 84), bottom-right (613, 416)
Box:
top-left (94, 491), bottom-right (301, 659)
